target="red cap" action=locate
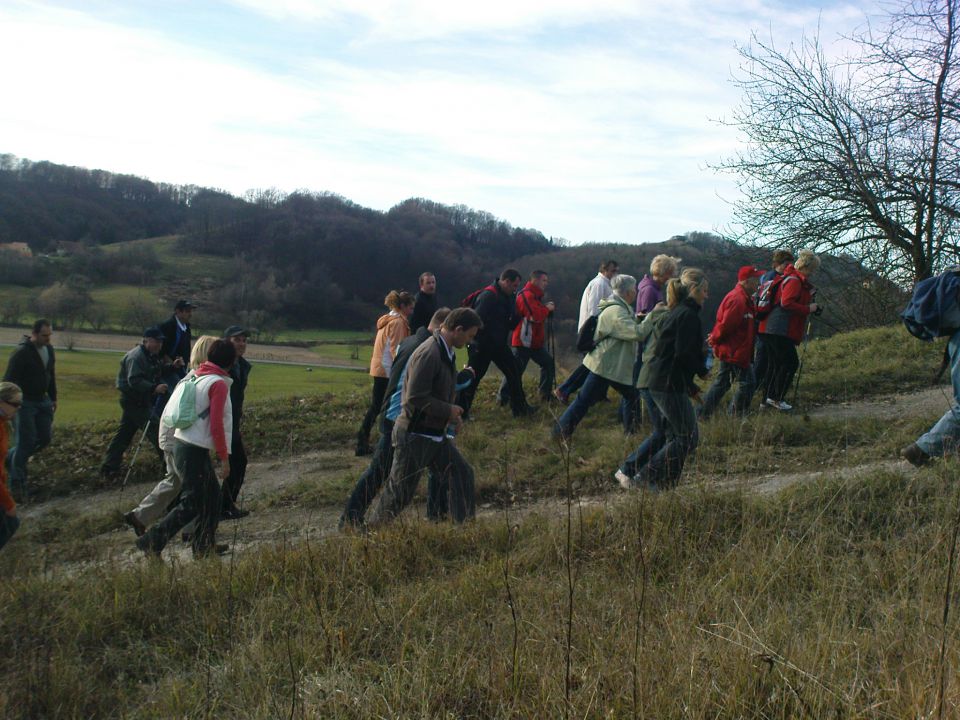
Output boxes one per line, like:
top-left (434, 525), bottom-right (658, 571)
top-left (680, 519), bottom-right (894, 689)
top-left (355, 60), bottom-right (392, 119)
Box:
top-left (738, 265), bottom-right (764, 282)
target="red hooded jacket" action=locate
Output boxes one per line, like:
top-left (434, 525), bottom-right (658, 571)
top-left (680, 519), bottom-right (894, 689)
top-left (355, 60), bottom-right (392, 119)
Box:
top-left (511, 282), bottom-right (552, 350)
top-left (709, 283), bottom-right (757, 368)
top-left (758, 264), bottom-right (814, 344)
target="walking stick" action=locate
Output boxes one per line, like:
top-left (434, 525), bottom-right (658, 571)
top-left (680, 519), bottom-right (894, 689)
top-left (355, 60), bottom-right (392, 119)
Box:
top-left (547, 314), bottom-right (557, 390)
top-left (120, 419), bottom-right (153, 494)
top-left (791, 318), bottom-right (814, 408)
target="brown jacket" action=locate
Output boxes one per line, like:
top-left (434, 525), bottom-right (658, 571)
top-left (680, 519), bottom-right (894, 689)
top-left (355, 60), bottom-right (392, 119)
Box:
top-left (395, 330), bottom-right (457, 437)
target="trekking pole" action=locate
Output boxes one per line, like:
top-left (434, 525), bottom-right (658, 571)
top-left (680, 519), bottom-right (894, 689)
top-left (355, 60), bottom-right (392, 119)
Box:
top-left (547, 314), bottom-right (557, 390)
top-left (120, 419), bottom-right (152, 496)
top-left (791, 318), bottom-right (814, 408)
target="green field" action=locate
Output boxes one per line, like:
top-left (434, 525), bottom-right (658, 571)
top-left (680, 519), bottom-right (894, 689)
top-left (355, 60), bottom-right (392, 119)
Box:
top-left (0, 348), bottom-right (368, 425)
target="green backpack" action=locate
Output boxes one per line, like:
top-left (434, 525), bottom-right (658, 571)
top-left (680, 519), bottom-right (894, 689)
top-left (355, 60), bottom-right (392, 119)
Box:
top-left (165, 375), bottom-right (202, 429)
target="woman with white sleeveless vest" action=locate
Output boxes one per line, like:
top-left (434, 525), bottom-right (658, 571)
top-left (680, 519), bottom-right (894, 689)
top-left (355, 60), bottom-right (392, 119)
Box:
top-left (136, 339), bottom-right (236, 558)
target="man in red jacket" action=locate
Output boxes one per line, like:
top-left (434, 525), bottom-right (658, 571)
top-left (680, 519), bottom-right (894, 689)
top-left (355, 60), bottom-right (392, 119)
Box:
top-left (498, 270), bottom-right (556, 405)
top-left (700, 266), bottom-right (764, 418)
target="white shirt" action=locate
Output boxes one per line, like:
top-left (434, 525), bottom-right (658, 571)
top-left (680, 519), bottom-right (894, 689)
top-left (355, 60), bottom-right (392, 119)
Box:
top-left (578, 273), bottom-right (614, 330)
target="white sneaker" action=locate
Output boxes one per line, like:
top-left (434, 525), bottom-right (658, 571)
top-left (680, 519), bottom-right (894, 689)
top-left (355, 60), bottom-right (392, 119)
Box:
top-left (765, 398), bottom-right (793, 411)
top-left (614, 469), bottom-right (632, 489)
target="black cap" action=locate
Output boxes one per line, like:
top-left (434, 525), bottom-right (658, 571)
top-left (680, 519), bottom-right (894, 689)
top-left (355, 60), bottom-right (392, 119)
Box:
top-left (143, 326), bottom-right (164, 340)
top-left (224, 325), bottom-right (250, 338)
top-left (174, 300), bottom-right (197, 311)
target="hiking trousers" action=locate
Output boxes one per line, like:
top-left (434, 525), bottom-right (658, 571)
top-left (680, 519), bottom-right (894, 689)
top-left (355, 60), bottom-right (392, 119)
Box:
top-left (341, 419), bottom-right (449, 527)
top-left (635, 390), bottom-right (699, 489)
top-left (358, 376), bottom-right (389, 446)
top-left (221, 429), bottom-right (247, 507)
top-left (101, 396), bottom-right (161, 474)
top-left (140, 440), bottom-right (221, 556)
top-left (699, 362), bottom-right (756, 418)
top-left (368, 427), bottom-right (475, 526)
top-left (763, 335), bottom-right (799, 403)
top-left (554, 371), bottom-right (637, 438)
top-left (459, 342), bottom-right (529, 417)
top-left (6, 397), bottom-right (54, 495)
top-left (498, 346), bottom-right (555, 403)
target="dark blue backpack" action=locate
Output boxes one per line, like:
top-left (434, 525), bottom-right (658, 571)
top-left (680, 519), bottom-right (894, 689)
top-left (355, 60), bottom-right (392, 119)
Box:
top-left (901, 269), bottom-right (960, 341)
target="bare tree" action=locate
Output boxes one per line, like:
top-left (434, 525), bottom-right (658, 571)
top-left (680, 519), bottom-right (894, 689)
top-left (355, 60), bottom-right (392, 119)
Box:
top-left (718, 0), bottom-right (960, 283)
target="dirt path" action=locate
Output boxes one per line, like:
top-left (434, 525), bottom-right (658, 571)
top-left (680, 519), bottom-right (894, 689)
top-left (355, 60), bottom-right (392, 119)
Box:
top-left (13, 386), bottom-right (941, 575)
top-left (0, 327), bottom-right (365, 368)
top-left (807, 386), bottom-right (952, 421)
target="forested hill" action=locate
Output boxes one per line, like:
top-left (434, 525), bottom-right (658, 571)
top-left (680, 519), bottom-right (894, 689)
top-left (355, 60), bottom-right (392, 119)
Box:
top-left (0, 156), bottom-right (560, 327)
top-left (0, 155), bottom-right (900, 333)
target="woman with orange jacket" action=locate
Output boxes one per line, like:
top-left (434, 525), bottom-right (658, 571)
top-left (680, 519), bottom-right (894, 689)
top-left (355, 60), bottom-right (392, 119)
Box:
top-left (356, 290), bottom-right (415, 455)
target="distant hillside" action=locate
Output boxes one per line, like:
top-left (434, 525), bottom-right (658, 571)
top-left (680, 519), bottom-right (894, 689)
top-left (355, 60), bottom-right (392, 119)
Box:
top-left (0, 155), bottom-right (901, 334)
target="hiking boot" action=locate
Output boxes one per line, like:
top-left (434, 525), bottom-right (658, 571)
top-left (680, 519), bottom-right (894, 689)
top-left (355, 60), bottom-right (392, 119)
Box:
top-left (614, 469), bottom-right (632, 489)
top-left (194, 542), bottom-right (230, 558)
top-left (901, 442), bottom-right (931, 467)
top-left (221, 504), bottom-right (250, 521)
top-left (135, 534), bottom-right (161, 558)
top-left (123, 511), bottom-right (146, 537)
top-left (553, 388), bottom-right (570, 405)
top-left (513, 404), bottom-right (538, 418)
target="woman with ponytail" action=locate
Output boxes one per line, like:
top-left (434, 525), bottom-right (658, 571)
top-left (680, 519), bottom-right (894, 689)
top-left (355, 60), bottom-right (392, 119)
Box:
top-left (618, 268), bottom-right (709, 491)
top-left (356, 290), bottom-right (415, 455)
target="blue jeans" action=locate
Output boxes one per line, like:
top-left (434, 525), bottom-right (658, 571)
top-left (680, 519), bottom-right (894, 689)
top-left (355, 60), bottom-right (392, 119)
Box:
top-left (699, 362), bottom-right (756, 418)
top-left (0, 513), bottom-right (20, 551)
top-left (499, 346), bottom-right (556, 402)
top-left (917, 405), bottom-right (960, 457)
top-left (635, 390), bottom-right (699, 489)
top-left (555, 371), bottom-right (637, 438)
top-left (6, 397), bottom-right (54, 495)
top-left (621, 402), bottom-right (666, 477)
top-left (557, 363), bottom-right (590, 397)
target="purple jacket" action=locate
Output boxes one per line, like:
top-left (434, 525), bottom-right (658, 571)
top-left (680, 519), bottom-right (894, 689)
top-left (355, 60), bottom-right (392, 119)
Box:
top-left (636, 274), bottom-right (663, 315)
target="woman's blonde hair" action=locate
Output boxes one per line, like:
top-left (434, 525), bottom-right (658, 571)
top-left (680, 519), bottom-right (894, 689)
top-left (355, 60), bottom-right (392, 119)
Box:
top-left (189, 335), bottom-right (220, 370)
top-left (0, 381), bottom-right (22, 405)
top-left (650, 254), bottom-right (681, 280)
top-left (666, 267), bottom-right (708, 308)
top-left (794, 249), bottom-right (821, 274)
top-left (384, 290), bottom-right (415, 311)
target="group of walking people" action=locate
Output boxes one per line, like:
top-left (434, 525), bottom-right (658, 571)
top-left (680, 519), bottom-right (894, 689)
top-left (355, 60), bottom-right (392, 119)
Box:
top-left (0, 301), bottom-right (257, 557)
top-left (553, 249), bottom-right (821, 492)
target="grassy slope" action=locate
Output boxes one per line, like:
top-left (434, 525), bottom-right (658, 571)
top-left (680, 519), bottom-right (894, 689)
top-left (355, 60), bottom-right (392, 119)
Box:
top-left (2, 324), bottom-right (960, 716)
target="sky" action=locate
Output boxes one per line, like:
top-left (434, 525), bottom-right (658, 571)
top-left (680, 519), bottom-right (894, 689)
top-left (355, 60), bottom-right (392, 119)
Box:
top-left (0, 0), bottom-right (881, 246)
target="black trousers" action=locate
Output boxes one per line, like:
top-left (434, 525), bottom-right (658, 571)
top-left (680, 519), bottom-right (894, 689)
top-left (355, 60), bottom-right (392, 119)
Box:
top-left (458, 342), bottom-right (528, 417)
top-left (101, 396), bottom-right (161, 474)
top-left (358, 376), bottom-right (389, 443)
top-left (221, 429), bottom-right (247, 507)
top-left (764, 335), bottom-right (799, 402)
top-left (141, 440), bottom-right (221, 556)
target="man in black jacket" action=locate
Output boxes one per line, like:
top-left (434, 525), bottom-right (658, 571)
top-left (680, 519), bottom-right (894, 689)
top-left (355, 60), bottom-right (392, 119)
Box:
top-left (3, 320), bottom-right (56, 498)
top-left (457, 268), bottom-right (533, 418)
top-left (221, 325), bottom-right (252, 520)
top-left (409, 272), bottom-right (438, 334)
top-left (159, 300), bottom-right (195, 381)
top-left (100, 328), bottom-right (168, 478)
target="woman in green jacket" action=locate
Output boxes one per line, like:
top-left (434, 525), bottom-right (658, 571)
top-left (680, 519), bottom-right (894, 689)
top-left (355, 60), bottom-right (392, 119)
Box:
top-left (554, 274), bottom-right (644, 439)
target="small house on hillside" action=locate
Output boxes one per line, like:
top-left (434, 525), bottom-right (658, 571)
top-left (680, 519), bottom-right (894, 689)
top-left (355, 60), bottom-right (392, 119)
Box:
top-left (0, 242), bottom-right (31, 257)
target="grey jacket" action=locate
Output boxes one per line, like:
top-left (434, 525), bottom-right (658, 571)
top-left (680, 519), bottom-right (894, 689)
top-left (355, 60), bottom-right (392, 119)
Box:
top-left (116, 344), bottom-right (162, 406)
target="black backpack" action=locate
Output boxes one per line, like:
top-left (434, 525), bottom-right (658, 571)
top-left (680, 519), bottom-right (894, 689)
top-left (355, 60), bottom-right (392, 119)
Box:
top-left (576, 314), bottom-right (600, 353)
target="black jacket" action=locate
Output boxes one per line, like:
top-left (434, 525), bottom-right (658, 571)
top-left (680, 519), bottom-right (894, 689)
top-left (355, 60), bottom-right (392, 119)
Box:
top-left (3, 337), bottom-right (57, 402)
top-left (472, 280), bottom-right (519, 348)
top-left (409, 292), bottom-right (438, 334)
top-left (158, 315), bottom-right (191, 367)
top-left (638, 297), bottom-right (707, 394)
top-left (230, 356), bottom-right (253, 423)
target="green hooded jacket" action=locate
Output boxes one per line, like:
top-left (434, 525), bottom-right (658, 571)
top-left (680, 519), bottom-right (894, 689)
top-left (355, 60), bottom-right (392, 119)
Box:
top-left (583, 294), bottom-right (644, 386)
